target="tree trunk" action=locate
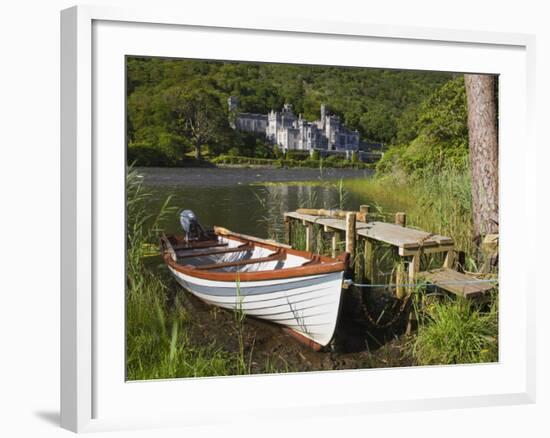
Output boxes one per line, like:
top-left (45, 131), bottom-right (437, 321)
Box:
top-left (464, 74), bottom-right (499, 238)
top-left (194, 144), bottom-right (201, 160)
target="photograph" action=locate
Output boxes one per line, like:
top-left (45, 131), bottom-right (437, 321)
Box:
top-left (125, 56), bottom-right (499, 380)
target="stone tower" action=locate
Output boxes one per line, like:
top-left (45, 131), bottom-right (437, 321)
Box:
top-left (320, 104), bottom-right (327, 127)
top-left (227, 95), bottom-right (239, 112)
top-left (227, 96), bottom-right (239, 129)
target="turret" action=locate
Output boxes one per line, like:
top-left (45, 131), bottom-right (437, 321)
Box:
top-left (227, 96), bottom-right (239, 129)
top-left (320, 104), bottom-right (327, 127)
top-left (228, 95), bottom-right (239, 112)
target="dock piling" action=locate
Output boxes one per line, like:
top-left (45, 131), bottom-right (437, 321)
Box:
top-left (395, 212), bottom-right (407, 227)
top-left (345, 212), bottom-right (356, 256)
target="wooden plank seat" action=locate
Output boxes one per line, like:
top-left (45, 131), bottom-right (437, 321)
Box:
top-left (172, 241), bottom-right (228, 251)
top-left (176, 243), bottom-right (251, 259)
top-left (301, 255), bottom-right (321, 266)
top-left (193, 249), bottom-right (287, 271)
top-left (419, 268), bottom-right (496, 298)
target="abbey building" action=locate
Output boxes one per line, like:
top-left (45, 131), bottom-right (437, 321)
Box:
top-left (228, 96), bottom-right (360, 153)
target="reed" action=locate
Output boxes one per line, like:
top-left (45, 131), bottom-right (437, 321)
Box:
top-left (344, 163), bottom-right (475, 257)
top-left (409, 292), bottom-right (498, 365)
top-left (126, 165), bottom-right (236, 379)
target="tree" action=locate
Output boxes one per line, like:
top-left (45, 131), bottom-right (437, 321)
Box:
top-left (464, 74), bottom-right (499, 237)
top-left (163, 86), bottom-right (227, 159)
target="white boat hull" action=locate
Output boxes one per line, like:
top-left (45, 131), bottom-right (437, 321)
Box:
top-left (168, 267), bottom-right (344, 347)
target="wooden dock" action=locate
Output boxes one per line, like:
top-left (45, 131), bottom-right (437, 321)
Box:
top-left (284, 211), bottom-right (454, 256)
top-left (418, 268), bottom-right (495, 298)
top-left (283, 206), bottom-right (494, 300)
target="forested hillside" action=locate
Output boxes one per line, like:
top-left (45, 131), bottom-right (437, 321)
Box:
top-left (126, 56), bottom-right (467, 171)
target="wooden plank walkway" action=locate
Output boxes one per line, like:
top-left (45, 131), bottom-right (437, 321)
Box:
top-left (419, 268), bottom-right (495, 298)
top-left (284, 211), bottom-right (454, 256)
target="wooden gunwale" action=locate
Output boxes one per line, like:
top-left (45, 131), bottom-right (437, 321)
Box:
top-left (163, 230), bottom-right (349, 282)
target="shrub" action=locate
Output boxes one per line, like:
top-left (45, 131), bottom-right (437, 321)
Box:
top-left (324, 154), bottom-right (345, 163)
top-left (127, 143), bottom-right (176, 166)
top-left (227, 147), bottom-right (240, 157)
top-left (209, 154), bottom-right (371, 169)
top-left (273, 144), bottom-right (283, 159)
top-left (411, 296), bottom-right (498, 365)
top-left (286, 150), bottom-right (309, 161)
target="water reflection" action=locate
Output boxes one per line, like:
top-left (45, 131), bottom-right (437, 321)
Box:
top-left (140, 167), bottom-right (383, 239)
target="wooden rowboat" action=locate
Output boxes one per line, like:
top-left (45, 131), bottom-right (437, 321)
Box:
top-left (160, 226), bottom-right (349, 350)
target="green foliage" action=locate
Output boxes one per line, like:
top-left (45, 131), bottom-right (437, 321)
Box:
top-left (126, 166), bottom-right (243, 379)
top-left (272, 144), bottom-right (283, 159)
top-left (127, 56), bottom-right (454, 165)
top-left (345, 162), bottom-right (474, 254)
top-left (210, 154), bottom-right (371, 169)
top-left (377, 77), bottom-right (468, 175)
top-left (127, 143), bottom-right (176, 166)
top-left (309, 149), bottom-right (320, 161)
top-left (324, 153), bottom-right (345, 163)
top-left (286, 150), bottom-right (309, 161)
top-left (411, 296), bottom-right (498, 365)
top-left (227, 147), bottom-right (240, 157)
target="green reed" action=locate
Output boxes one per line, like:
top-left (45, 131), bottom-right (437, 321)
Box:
top-left (126, 165), bottom-right (235, 380)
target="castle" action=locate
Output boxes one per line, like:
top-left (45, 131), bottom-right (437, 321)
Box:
top-left (228, 96), bottom-right (360, 153)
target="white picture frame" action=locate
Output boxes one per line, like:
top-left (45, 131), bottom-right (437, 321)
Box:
top-left (60, 4), bottom-right (536, 433)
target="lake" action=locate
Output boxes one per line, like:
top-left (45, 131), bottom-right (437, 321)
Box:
top-left (137, 166), bottom-right (403, 239)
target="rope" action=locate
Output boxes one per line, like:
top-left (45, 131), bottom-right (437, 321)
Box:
top-left (347, 277), bottom-right (497, 329)
top-left (344, 278), bottom-right (498, 288)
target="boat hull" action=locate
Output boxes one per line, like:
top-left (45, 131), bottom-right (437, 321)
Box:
top-left (168, 266), bottom-right (343, 347)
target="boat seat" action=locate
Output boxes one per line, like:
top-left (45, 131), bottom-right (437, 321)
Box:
top-left (193, 249), bottom-right (286, 271)
top-left (176, 243), bottom-right (250, 259)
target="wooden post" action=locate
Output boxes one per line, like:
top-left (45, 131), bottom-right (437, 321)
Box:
top-left (364, 239), bottom-right (374, 284)
top-left (443, 250), bottom-right (455, 269)
top-left (395, 262), bottom-right (406, 299)
top-left (345, 212), bottom-right (356, 255)
top-left (345, 212), bottom-right (356, 269)
top-left (405, 253), bottom-right (420, 335)
top-left (331, 232), bottom-right (340, 258)
top-left (359, 205), bottom-right (369, 222)
top-left (395, 212), bottom-right (407, 227)
top-left (408, 253), bottom-right (420, 294)
top-left (284, 217), bottom-right (292, 246)
top-left (305, 222), bottom-right (313, 252)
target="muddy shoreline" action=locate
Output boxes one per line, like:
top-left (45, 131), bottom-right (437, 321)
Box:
top-left (169, 277), bottom-right (415, 374)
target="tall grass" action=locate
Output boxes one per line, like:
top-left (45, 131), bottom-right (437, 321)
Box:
top-left (343, 164), bottom-right (475, 258)
top-left (411, 293), bottom-right (498, 365)
top-left (126, 166), bottom-right (234, 380)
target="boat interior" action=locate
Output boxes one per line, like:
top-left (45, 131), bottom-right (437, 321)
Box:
top-left (163, 234), bottom-right (322, 273)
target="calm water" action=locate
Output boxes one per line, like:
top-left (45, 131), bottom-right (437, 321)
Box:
top-left (138, 167), bottom-right (391, 239)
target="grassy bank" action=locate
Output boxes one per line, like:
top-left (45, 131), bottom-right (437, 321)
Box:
top-left (344, 165), bottom-right (475, 258)
top-left (126, 162), bottom-right (498, 377)
top-left (211, 154), bottom-right (375, 169)
top-left (284, 165), bottom-right (498, 365)
top-left (126, 167), bottom-right (245, 379)
top-left (127, 147), bottom-right (377, 169)
top-left (361, 164), bottom-right (498, 365)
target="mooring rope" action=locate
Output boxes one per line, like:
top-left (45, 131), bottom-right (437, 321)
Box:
top-left (344, 278), bottom-right (498, 288)
top-left (345, 277), bottom-right (498, 329)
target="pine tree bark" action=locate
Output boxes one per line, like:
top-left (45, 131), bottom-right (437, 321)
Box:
top-left (464, 74), bottom-right (499, 237)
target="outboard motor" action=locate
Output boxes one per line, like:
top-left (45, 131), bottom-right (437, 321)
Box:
top-left (179, 210), bottom-right (206, 242)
